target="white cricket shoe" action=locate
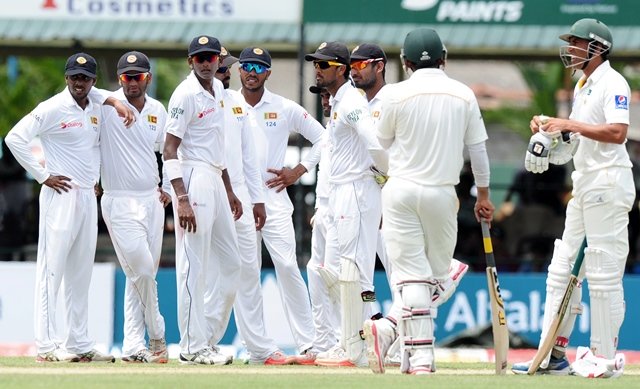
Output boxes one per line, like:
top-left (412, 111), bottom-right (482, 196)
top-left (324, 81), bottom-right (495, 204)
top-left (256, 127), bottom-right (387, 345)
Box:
top-left (315, 344), bottom-right (366, 367)
top-left (122, 348), bottom-right (162, 363)
top-left (432, 258), bottom-right (469, 307)
top-left (362, 318), bottom-right (396, 374)
top-left (35, 348), bottom-right (75, 363)
top-left (149, 338), bottom-right (169, 363)
top-left (70, 349), bottom-right (115, 363)
top-left (180, 347), bottom-right (233, 365)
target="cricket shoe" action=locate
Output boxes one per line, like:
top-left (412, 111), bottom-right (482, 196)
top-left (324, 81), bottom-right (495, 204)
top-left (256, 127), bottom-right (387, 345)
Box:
top-left (70, 349), bottom-right (115, 363)
top-left (149, 338), bottom-right (169, 363)
top-left (288, 348), bottom-right (318, 365)
top-left (122, 348), bottom-right (163, 363)
top-left (408, 365), bottom-right (434, 375)
top-left (384, 338), bottom-right (401, 367)
top-left (512, 355), bottom-right (570, 375)
top-left (35, 348), bottom-right (75, 363)
top-left (363, 318), bottom-right (396, 374)
top-left (432, 258), bottom-right (469, 307)
top-left (249, 350), bottom-right (290, 366)
top-left (315, 345), bottom-right (367, 367)
top-left (179, 347), bottom-right (233, 365)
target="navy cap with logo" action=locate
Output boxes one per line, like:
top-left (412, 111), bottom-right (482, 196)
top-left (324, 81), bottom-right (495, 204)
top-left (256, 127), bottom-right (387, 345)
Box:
top-left (309, 85), bottom-right (326, 94)
top-left (239, 47), bottom-right (272, 68)
top-left (305, 42), bottom-right (350, 65)
top-left (351, 43), bottom-right (387, 63)
top-left (65, 53), bottom-right (97, 78)
top-left (117, 51), bottom-right (151, 75)
top-left (188, 35), bottom-right (221, 56)
top-left (219, 47), bottom-right (239, 68)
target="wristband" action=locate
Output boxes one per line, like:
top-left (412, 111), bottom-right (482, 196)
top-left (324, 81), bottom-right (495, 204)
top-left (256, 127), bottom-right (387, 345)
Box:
top-left (164, 159), bottom-right (182, 181)
top-left (177, 194), bottom-right (189, 200)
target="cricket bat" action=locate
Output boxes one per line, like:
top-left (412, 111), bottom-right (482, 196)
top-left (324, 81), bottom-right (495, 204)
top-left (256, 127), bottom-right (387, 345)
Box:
top-left (481, 220), bottom-right (509, 375)
top-left (527, 238), bottom-right (588, 375)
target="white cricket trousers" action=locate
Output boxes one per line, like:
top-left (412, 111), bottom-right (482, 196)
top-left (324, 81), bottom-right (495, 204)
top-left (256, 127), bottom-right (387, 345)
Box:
top-left (206, 184), bottom-right (278, 360)
top-left (174, 162), bottom-right (241, 355)
top-left (34, 185), bottom-right (97, 354)
top-left (381, 177), bottom-right (457, 287)
top-left (101, 189), bottom-right (166, 356)
top-left (306, 198), bottom-right (340, 351)
top-left (258, 189), bottom-right (315, 353)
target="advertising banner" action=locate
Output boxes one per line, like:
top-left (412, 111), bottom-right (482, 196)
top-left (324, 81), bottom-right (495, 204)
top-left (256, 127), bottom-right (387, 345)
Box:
top-left (0, 262), bottom-right (115, 351)
top-left (4, 0), bottom-right (301, 22)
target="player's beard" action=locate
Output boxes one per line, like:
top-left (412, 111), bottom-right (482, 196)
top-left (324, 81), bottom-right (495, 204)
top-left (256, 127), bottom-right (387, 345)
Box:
top-left (354, 74), bottom-right (375, 91)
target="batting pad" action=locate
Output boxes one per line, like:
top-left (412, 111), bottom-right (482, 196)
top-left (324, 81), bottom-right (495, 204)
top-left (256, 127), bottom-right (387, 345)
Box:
top-left (316, 265), bottom-right (341, 303)
top-left (541, 239), bottom-right (583, 367)
top-left (585, 248), bottom-right (625, 359)
top-left (340, 259), bottom-right (364, 362)
top-left (399, 282), bottom-right (435, 372)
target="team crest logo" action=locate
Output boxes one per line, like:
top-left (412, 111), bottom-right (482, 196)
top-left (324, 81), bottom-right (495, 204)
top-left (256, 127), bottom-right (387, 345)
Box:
top-left (198, 36), bottom-right (209, 44)
top-left (420, 51), bottom-right (431, 61)
top-left (76, 56), bottom-right (87, 64)
top-left (318, 42), bottom-right (327, 50)
top-left (221, 47), bottom-right (228, 56)
top-left (352, 45), bottom-right (360, 54)
top-left (615, 95), bottom-right (628, 110)
top-left (373, 111), bottom-right (380, 118)
top-left (232, 107), bottom-right (243, 115)
top-left (127, 55), bottom-right (137, 63)
top-left (253, 48), bottom-right (264, 55)
top-left (147, 115), bottom-right (157, 124)
top-left (90, 116), bottom-right (98, 125)
top-left (264, 112), bottom-right (277, 119)
top-left (333, 112), bottom-right (337, 120)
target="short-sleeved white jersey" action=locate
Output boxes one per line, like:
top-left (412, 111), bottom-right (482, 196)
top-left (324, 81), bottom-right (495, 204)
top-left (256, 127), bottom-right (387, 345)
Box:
top-left (223, 88), bottom-right (265, 204)
top-left (376, 68), bottom-right (488, 187)
top-left (164, 72), bottom-right (226, 169)
top-left (5, 87), bottom-right (102, 189)
top-left (570, 61), bottom-right (632, 172)
top-left (367, 85), bottom-right (388, 127)
top-left (100, 89), bottom-right (167, 192)
top-left (240, 88), bottom-right (323, 184)
top-left (328, 82), bottom-right (386, 185)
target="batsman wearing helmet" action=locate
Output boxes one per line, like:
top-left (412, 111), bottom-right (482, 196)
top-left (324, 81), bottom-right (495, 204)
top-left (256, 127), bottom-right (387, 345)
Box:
top-left (514, 19), bottom-right (634, 376)
top-left (363, 28), bottom-right (493, 375)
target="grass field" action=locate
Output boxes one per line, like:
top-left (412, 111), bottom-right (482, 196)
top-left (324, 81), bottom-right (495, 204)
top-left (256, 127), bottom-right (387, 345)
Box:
top-left (0, 358), bottom-right (638, 389)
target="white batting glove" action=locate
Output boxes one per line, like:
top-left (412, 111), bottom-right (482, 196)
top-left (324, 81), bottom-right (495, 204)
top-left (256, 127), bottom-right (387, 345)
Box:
top-left (524, 132), bottom-right (552, 173)
top-left (549, 132), bottom-right (580, 165)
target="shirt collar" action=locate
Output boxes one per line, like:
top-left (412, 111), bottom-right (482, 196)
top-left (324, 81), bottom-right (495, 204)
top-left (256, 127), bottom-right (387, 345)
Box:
top-left (579, 60), bottom-right (611, 88)
top-left (331, 81), bottom-right (352, 106)
top-left (62, 86), bottom-right (95, 111)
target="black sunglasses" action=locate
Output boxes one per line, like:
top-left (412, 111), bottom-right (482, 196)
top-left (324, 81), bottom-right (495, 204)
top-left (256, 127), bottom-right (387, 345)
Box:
top-left (216, 66), bottom-right (229, 74)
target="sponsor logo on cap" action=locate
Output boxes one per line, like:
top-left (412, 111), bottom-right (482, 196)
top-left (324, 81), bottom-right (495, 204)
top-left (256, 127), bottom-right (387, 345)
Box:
top-left (76, 56), bottom-right (87, 64)
top-left (126, 55), bottom-right (137, 63)
top-left (198, 36), bottom-right (209, 45)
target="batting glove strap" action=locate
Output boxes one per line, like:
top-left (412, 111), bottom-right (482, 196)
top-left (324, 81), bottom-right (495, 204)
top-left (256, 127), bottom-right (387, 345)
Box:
top-left (525, 132), bottom-right (552, 173)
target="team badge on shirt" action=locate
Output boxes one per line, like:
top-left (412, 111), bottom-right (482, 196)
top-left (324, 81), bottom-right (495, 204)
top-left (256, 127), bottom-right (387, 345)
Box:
top-left (147, 115), bottom-right (157, 124)
top-left (264, 112), bottom-right (277, 119)
top-left (615, 95), bottom-right (628, 110)
top-left (232, 107), bottom-right (243, 115)
top-left (90, 116), bottom-right (98, 125)
top-left (372, 111), bottom-right (380, 118)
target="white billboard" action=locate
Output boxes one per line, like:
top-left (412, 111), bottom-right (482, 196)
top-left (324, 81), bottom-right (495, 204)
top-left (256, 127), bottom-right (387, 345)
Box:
top-left (4, 0), bottom-right (301, 21)
top-left (0, 262), bottom-right (115, 355)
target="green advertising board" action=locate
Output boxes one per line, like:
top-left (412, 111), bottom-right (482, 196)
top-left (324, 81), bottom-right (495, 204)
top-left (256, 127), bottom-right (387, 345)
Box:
top-left (304, 0), bottom-right (638, 25)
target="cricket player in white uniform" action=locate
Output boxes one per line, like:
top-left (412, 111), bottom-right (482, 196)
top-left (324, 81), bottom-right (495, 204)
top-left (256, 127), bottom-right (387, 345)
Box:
top-left (5, 53), bottom-right (134, 363)
top-left (305, 85), bottom-right (341, 352)
top-left (513, 19), bottom-right (634, 376)
top-left (364, 29), bottom-right (494, 375)
top-left (206, 48), bottom-right (290, 365)
top-left (163, 36), bottom-right (242, 365)
top-left (100, 51), bottom-right (170, 363)
top-left (305, 41), bottom-right (389, 368)
top-left (351, 43), bottom-right (470, 367)
top-left (237, 47), bottom-right (323, 364)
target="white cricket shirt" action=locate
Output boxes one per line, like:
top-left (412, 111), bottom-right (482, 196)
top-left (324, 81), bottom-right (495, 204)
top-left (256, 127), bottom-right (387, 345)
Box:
top-left (328, 82), bottom-right (386, 185)
top-left (223, 88), bottom-right (265, 204)
top-left (570, 61), bottom-right (632, 172)
top-left (240, 88), bottom-right (323, 184)
top-left (100, 89), bottom-right (167, 193)
top-left (376, 68), bottom-right (488, 187)
top-left (6, 87), bottom-right (102, 189)
top-left (165, 72), bottom-right (226, 169)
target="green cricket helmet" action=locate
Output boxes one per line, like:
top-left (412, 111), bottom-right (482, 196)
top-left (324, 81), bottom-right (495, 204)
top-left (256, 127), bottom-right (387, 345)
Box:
top-left (559, 19), bottom-right (612, 69)
top-left (401, 28), bottom-right (447, 68)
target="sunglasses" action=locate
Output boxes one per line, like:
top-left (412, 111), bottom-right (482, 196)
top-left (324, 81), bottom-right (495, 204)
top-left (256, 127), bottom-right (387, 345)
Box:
top-left (350, 58), bottom-right (384, 71)
top-left (216, 66), bottom-right (229, 74)
top-left (240, 63), bottom-right (269, 74)
top-left (314, 61), bottom-right (344, 70)
top-left (192, 53), bottom-right (219, 64)
top-left (119, 73), bottom-right (149, 83)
